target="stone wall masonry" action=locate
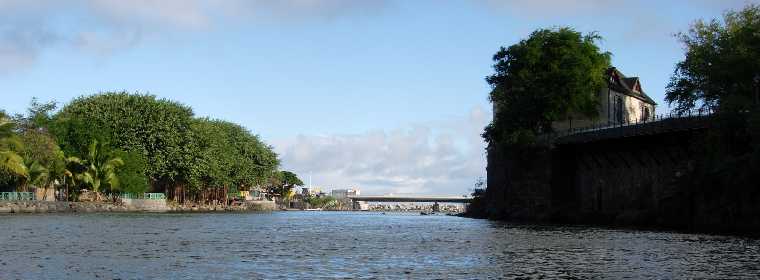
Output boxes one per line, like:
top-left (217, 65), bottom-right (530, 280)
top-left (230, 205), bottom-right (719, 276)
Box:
top-left (0, 201), bottom-right (130, 214)
top-left (485, 144), bottom-right (554, 220)
top-left (121, 198), bottom-right (168, 212)
top-left (483, 124), bottom-right (760, 231)
top-left (0, 200), bottom-right (278, 214)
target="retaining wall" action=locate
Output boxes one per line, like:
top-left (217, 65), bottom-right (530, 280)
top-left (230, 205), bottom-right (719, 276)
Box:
top-left (0, 200), bottom-right (278, 214)
top-left (483, 125), bottom-right (760, 231)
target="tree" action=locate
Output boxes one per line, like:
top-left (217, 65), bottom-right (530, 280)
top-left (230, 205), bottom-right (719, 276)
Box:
top-left (484, 27), bottom-right (611, 144)
top-left (268, 171), bottom-right (303, 198)
top-left (666, 4), bottom-right (760, 113)
top-left (18, 130), bottom-right (65, 189)
top-left (186, 118), bottom-right (234, 192)
top-left (280, 171), bottom-right (303, 187)
top-left (304, 195), bottom-right (337, 209)
top-left (46, 92), bottom-right (280, 203)
top-left (12, 99), bottom-right (67, 197)
top-left (0, 111), bottom-right (27, 182)
top-left (14, 98), bottom-right (57, 132)
top-left (80, 140), bottom-right (124, 194)
top-left (113, 150), bottom-right (149, 194)
top-left (53, 92), bottom-right (195, 186)
top-left (61, 155), bottom-right (87, 201)
top-left (187, 118), bottom-right (280, 197)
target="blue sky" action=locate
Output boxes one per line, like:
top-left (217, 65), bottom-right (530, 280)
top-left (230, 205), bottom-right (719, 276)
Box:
top-left (1, 0), bottom-right (754, 195)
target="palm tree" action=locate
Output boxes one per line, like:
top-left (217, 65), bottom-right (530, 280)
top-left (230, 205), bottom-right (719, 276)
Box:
top-left (80, 140), bottom-right (124, 196)
top-left (59, 155), bottom-right (86, 201)
top-left (24, 159), bottom-right (50, 198)
top-left (0, 113), bottom-right (28, 182)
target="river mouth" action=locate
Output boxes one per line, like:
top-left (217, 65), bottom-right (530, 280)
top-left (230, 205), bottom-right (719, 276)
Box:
top-left (1, 212), bottom-right (759, 279)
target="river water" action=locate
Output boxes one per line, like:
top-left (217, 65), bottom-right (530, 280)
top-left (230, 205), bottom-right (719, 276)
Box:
top-left (1, 212), bottom-right (759, 279)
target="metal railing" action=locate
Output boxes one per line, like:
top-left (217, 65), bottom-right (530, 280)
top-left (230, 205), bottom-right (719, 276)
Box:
top-left (543, 109), bottom-right (715, 145)
top-left (0, 192), bottom-right (36, 201)
top-left (556, 108), bottom-right (714, 138)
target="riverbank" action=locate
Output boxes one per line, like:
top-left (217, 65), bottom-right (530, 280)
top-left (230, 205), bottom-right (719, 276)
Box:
top-left (0, 200), bottom-right (277, 214)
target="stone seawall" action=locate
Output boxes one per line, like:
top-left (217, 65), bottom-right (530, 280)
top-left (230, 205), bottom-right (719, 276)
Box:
top-left (0, 201), bottom-right (134, 214)
top-left (168, 200), bottom-right (277, 212)
top-left (0, 200), bottom-right (278, 214)
top-left (122, 198), bottom-right (168, 212)
top-left (482, 126), bottom-right (760, 233)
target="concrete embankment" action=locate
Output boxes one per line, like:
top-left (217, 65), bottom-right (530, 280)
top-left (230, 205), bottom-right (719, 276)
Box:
top-left (0, 200), bottom-right (277, 214)
top-left (168, 200), bottom-right (277, 212)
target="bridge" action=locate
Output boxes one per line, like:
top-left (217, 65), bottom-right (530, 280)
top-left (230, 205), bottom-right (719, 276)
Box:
top-left (348, 195), bottom-right (472, 203)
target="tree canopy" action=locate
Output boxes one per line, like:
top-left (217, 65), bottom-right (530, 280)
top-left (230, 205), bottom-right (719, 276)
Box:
top-left (187, 118), bottom-right (279, 192)
top-left (0, 111), bottom-right (27, 185)
top-left (484, 27), bottom-right (611, 144)
top-left (53, 92), bottom-right (195, 183)
top-left (666, 4), bottom-right (760, 113)
top-left (280, 171), bottom-right (304, 187)
top-left (2, 92), bottom-right (298, 204)
top-left (37, 91), bottom-right (284, 199)
top-left (266, 170), bottom-right (304, 198)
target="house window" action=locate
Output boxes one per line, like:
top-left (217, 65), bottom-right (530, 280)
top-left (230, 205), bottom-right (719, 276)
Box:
top-left (614, 96), bottom-right (624, 123)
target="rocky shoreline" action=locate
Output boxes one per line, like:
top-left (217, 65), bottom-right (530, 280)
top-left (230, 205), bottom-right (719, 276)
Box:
top-left (0, 200), bottom-right (277, 214)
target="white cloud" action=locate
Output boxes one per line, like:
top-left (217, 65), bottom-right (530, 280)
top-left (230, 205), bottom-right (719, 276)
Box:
top-left (273, 106), bottom-right (490, 196)
top-left (477, 0), bottom-right (756, 43)
top-left (481, 0), bottom-right (615, 17)
top-left (480, 0), bottom-right (753, 17)
top-left (0, 0), bottom-right (388, 73)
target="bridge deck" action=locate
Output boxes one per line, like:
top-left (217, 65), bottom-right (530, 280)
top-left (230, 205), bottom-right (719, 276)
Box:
top-left (349, 196), bottom-right (472, 203)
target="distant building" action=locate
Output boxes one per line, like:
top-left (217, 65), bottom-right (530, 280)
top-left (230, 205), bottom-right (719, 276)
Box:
top-left (239, 189), bottom-right (265, 201)
top-left (331, 188), bottom-right (360, 199)
top-left (301, 187), bottom-right (325, 196)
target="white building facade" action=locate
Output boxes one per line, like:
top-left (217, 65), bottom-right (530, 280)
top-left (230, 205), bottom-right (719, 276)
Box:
top-left (331, 188), bottom-right (360, 199)
top-left (552, 67), bottom-right (658, 131)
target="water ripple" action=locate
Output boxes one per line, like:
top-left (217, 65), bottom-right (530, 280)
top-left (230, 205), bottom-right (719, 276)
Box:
top-left (0, 212), bottom-right (759, 279)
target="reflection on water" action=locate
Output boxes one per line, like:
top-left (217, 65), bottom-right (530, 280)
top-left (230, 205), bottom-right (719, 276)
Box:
top-left (1, 212), bottom-right (759, 279)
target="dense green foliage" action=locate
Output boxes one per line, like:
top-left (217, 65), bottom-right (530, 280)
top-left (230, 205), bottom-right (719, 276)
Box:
top-left (0, 111), bottom-right (27, 185)
top-left (113, 150), bottom-right (149, 194)
top-left (53, 92), bottom-right (194, 182)
top-left (3, 99), bottom-right (66, 191)
top-left (187, 118), bottom-right (279, 192)
top-left (666, 4), bottom-right (760, 114)
top-left (279, 171), bottom-right (303, 188)
top-left (484, 27), bottom-right (611, 145)
top-left (669, 5), bottom-right (760, 210)
top-left (18, 130), bottom-right (65, 189)
top-left (463, 178), bottom-right (488, 218)
top-left (304, 195), bottom-right (337, 209)
top-left (267, 170), bottom-right (304, 198)
top-left (2, 92), bottom-right (293, 203)
top-left (77, 140), bottom-right (124, 193)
